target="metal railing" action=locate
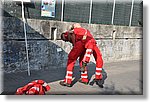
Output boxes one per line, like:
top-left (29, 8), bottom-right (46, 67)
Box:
top-left (3, 0), bottom-right (143, 26)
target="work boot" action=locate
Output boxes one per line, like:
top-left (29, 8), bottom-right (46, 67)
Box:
top-left (95, 79), bottom-right (104, 88)
top-left (78, 78), bottom-right (88, 85)
top-left (59, 81), bottom-right (72, 87)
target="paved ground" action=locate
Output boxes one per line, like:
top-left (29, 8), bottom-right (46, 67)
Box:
top-left (2, 60), bottom-right (142, 95)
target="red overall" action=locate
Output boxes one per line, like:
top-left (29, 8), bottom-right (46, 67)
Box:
top-left (73, 27), bottom-right (103, 80)
top-left (63, 32), bottom-right (88, 84)
top-left (63, 28), bottom-right (103, 84)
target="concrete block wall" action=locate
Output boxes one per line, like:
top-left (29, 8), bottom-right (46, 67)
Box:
top-left (2, 17), bottom-right (142, 73)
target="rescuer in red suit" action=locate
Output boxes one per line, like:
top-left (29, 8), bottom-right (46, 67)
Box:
top-left (59, 31), bottom-right (88, 87)
top-left (60, 23), bottom-right (106, 88)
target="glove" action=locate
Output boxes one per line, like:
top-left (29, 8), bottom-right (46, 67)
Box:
top-left (80, 62), bottom-right (87, 72)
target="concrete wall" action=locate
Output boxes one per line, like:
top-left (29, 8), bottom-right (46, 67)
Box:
top-left (2, 17), bottom-right (142, 73)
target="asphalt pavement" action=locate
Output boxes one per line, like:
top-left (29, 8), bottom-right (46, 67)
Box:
top-left (2, 60), bottom-right (142, 95)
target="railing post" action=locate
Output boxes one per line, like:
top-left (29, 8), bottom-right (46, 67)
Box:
top-left (89, 0), bottom-right (93, 24)
top-left (21, 0), bottom-right (30, 76)
top-left (129, 0), bottom-right (134, 26)
top-left (111, 0), bottom-right (116, 25)
top-left (61, 0), bottom-right (64, 22)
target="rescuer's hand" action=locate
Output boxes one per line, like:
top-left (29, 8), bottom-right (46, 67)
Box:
top-left (80, 62), bottom-right (87, 72)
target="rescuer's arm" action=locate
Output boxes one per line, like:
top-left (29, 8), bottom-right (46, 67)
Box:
top-left (71, 33), bottom-right (76, 46)
top-left (67, 33), bottom-right (75, 46)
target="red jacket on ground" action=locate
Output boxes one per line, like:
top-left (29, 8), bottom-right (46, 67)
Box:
top-left (16, 80), bottom-right (50, 95)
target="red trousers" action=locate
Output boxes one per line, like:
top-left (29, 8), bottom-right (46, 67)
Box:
top-left (83, 39), bottom-right (103, 80)
top-left (92, 45), bottom-right (103, 79)
top-left (64, 40), bottom-right (103, 84)
top-left (64, 41), bottom-right (88, 84)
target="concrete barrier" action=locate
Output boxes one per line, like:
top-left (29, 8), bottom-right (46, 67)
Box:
top-left (2, 17), bottom-right (142, 73)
